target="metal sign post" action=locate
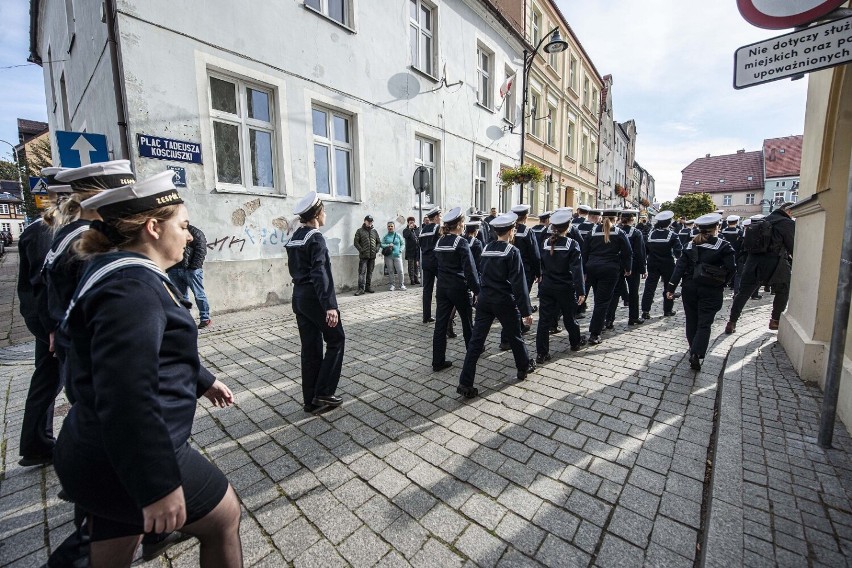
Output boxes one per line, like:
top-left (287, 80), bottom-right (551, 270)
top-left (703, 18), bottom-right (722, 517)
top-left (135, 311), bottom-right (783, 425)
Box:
top-left (413, 166), bottom-right (430, 228)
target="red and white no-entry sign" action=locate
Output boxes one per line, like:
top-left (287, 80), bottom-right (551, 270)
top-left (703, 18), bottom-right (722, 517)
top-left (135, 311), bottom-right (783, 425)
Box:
top-left (737, 0), bottom-right (848, 29)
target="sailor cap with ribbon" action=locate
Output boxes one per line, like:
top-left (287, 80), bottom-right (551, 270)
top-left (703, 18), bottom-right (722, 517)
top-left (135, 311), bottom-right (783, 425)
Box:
top-left (577, 205), bottom-right (591, 213)
top-left (695, 213), bottom-right (723, 227)
top-left (426, 205), bottom-right (442, 217)
top-left (726, 214), bottom-right (741, 222)
top-left (443, 207), bottom-right (463, 223)
top-left (80, 170), bottom-right (182, 221)
top-left (550, 209), bottom-right (573, 226)
top-left (55, 160), bottom-right (135, 192)
top-left (655, 211), bottom-right (674, 221)
top-left (510, 204), bottom-right (531, 215)
top-left (620, 209), bottom-right (639, 217)
top-left (490, 212), bottom-right (518, 228)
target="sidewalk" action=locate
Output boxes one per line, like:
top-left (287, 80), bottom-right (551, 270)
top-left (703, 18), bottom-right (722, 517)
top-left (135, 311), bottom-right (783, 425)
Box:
top-left (1, 249), bottom-right (851, 567)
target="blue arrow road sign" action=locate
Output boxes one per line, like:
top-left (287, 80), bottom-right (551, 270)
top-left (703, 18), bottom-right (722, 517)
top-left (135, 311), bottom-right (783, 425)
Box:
top-left (56, 131), bottom-right (109, 167)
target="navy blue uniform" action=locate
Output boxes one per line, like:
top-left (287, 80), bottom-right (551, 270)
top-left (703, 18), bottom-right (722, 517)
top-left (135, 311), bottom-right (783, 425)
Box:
top-left (513, 223), bottom-right (541, 288)
top-left (677, 227), bottom-right (693, 249)
top-left (641, 227), bottom-right (682, 315)
top-left (54, 252), bottom-right (225, 540)
top-left (17, 219), bottom-right (62, 460)
top-left (459, 241), bottom-right (531, 388)
top-left (670, 237), bottom-right (736, 358)
top-left (573, 220), bottom-right (595, 315)
top-left (286, 227), bottom-right (345, 406)
top-left (43, 220), bottom-right (91, 333)
top-left (536, 235), bottom-right (586, 356)
top-left (465, 235), bottom-right (483, 266)
top-left (581, 225), bottom-right (632, 337)
top-left (720, 226), bottom-right (744, 293)
top-left (432, 235), bottom-right (481, 367)
top-left (606, 225), bottom-right (646, 324)
top-left (418, 222), bottom-right (440, 321)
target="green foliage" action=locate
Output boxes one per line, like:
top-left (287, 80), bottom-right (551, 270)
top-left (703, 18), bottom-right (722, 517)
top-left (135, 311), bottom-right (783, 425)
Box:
top-left (659, 193), bottom-right (716, 220)
top-left (0, 160), bottom-right (19, 182)
top-left (20, 138), bottom-right (53, 219)
top-left (500, 163), bottom-right (544, 185)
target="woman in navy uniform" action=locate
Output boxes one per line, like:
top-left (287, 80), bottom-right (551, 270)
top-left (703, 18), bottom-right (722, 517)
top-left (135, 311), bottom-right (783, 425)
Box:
top-left (457, 213), bottom-right (535, 398)
top-left (419, 207), bottom-right (442, 323)
top-left (677, 220), bottom-right (695, 248)
top-left (432, 208), bottom-right (480, 371)
top-left (535, 209), bottom-right (586, 363)
top-left (574, 208), bottom-right (600, 318)
top-left (605, 210), bottom-right (646, 327)
top-left (464, 220), bottom-right (484, 266)
top-left (719, 215), bottom-right (743, 294)
top-left (640, 210), bottom-right (682, 319)
top-left (667, 213), bottom-right (736, 370)
top-left (582, 209), bottom-right (632, 345)
top-left (530, 210), bottom-right (552, 251)
top-left (54, 171), bottom-right (241, 566)
top-left (285, 191), bottom-right (345, 412)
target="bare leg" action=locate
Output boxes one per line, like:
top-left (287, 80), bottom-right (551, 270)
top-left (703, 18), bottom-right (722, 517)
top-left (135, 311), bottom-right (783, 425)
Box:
top-left (89, 526), bottom-right (141, 568)
top-left (180, 485), bottom-right (243, 568)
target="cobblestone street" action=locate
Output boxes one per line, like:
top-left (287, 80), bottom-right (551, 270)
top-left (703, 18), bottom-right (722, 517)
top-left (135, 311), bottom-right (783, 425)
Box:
top-left (2, 249), bottom-right (852, 567)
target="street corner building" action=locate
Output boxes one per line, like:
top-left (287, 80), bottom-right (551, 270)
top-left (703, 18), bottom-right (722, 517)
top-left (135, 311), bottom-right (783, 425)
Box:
top-left (28, 0), bottom-right (530, 311)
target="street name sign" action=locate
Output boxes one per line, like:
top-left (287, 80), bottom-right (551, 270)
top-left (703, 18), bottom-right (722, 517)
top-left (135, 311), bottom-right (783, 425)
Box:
top-left (137, 134), bottom-right (202, 164)
top-left (56, 131), bottom-right (109, 167)
top-left (734, 15), bottom-right (852, 88)
top-left (738, 0), bottom-right (848, 29)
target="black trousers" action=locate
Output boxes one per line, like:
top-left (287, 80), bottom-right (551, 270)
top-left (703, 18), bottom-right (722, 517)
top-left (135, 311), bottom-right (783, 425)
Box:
top-left (586, 263), bottom-right (620, 336)
top-left (499, 273), bottom-right (534, 343)
top-left (729, 255), bottom-right (791, 323)
top-left (407, 259), bottom-right (420, 285)
top-left (681, 279), bottom-right (724, 358)
top-left (536, 287), bottom-right (582, 355)
top-left (730, 280), bottom-right (790, 322)
top-left (20, 317), bottom-right (62, 458)
top-left (459, 302), bottom-right (530, 388)
top-left (607, 271), bottom-right (641, 323)
top-left (641, 263), bottom-right (675, 314)
top-left (432, 287), bottom-right (473, 366)
top-left (292, 295), bottom-right (345, 406)
top-left (421, 262), bottom-right (437, 320)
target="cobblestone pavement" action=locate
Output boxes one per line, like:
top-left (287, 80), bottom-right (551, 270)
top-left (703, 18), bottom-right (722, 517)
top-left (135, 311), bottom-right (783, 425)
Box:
top-left (0, 248), bottom-right (33, 348)
top-left (1, 249), bottom-right (852, 567)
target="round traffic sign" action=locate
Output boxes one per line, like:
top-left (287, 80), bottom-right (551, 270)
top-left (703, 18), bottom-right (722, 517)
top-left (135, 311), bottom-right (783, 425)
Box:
top-left (737, 0), bottom-right (847, 29)
top-left (413, 166), bottom-right (430, 194)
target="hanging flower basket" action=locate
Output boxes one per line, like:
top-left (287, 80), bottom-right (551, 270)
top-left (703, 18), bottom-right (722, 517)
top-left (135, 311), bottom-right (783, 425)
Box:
top-left (640, 198), bottom-right (650, 207)
top-left (615, 184), bottom-right (628, 198)
top-left (500, 164), bottom-right (544, 186)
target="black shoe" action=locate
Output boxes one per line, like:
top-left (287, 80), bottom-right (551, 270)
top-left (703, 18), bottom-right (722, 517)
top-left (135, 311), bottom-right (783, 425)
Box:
top-left (578, 335), bottom-right (588, 346)
top-left (423, 317), bottom-right (435, 323)
top-left (673, 292), bottom-right (682, 299)
top-left (588, 335), bottom-right (602, 345)
top-left (531, 305), bottom-right (538, 313)
top-left (689, 353), bottom-right (701, 371)
top-left (57, 489), bottom-right (72, 502)
top-left (141, 532), bottom-right (193, 562)
top-left (642, 312), bottom-right (651, 320)
top-left (570, 343), bottom-right (584, 352)
top-left (605, 321), bottom-right (614, 330)
top-left (366, 288), bottom-right (376, 293)
top-left (663, 311), bottom-right (677, 317)
top-left (627, 319), bottom-right (644, 326)
top-left (304, 403), bottom-right (325, 413)
top-left (499, 342), bottom-right (510, 351)
top-left (19, 454), bottom-right (53, 467)
top-left (432, 361), bottom-right (453, 372)
top-left (549, 326), bottom-right (562, 335)
top-left (517, 361), bottom-right (536, 381)
top-left (456, 385), bottom-right (478, 399)
top-left (312, 395), bottom-right (343, 407)
top-left (197, 320), bottom-right (212, 329)
top-left (354, 289), bottom-right (365, 296)
top-left (535, 353), bottom-right (551, 364)
top-left (447, 327), bottom-right (457, 339)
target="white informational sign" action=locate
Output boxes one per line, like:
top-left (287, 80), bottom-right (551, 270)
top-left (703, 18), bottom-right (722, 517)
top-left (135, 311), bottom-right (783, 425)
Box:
top-left (738, 0), bottom-right (848, 29)
top-left (734, 15), bottom-right (852, 88)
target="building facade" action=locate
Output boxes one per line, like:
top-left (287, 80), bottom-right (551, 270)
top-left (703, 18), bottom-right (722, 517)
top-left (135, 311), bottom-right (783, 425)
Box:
top-left (678, 150), bottom-right (765, 216)
top-left (762, 135), bottom-right (802, 214)
top-left (30, 0), bottom-right (525, 311)
top-left (0, 191), bottom-right (26, 240)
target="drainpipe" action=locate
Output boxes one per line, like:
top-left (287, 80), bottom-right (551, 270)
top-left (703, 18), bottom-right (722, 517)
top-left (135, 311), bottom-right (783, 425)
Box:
top-left (819, 147), bottom-right (852, 448)
top-left (104, 0), bottom-right (130, 160)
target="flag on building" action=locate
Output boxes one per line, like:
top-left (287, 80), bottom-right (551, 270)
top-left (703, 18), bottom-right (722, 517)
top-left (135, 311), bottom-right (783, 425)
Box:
top-left (500, 74), bottom-right (516, 99)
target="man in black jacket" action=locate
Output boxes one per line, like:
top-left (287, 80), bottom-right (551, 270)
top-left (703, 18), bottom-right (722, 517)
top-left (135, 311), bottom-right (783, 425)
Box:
top-left (168, 224), bottom-right (212, 328)
top-left (402, 217), bottom-right (420, 285)
top-left (725, 204), bottom-right (795, 333)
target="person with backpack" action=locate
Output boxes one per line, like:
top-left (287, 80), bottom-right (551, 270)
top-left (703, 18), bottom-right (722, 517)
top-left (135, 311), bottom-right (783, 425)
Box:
top-left (666, 213), bottom-right (736, 371)
top-left (725, 203), bottom-right (796, 334)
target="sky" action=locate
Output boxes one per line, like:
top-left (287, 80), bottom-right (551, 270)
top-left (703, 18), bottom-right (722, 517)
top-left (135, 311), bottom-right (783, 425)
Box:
top-left (556, 0), bottom-right (808, 202)
top-left (0, 1), bottom-right (808, 202)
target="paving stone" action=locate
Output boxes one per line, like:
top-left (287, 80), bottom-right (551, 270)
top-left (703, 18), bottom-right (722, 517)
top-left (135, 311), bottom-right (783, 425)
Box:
top-left (565, 489), bottom-right (610, 527)
top-left (651, 516), bottom-right (696, 561)
top-left (380, 514), bottom-right (429, 559)
top-left (535, 534), bottom-right (591, 567)
top-left (460, 493), bottom-right (508, 530)
top-left (314, 504), bottom-right (363, 545)
top-left (607, 506), bottom-right (652, 548)
top-left (421, 503), bottom-right (469, 542)
top-left (355, 494), bottom-right (403, 533)
top-left (531, 502), bottom-right (580, 541)
top-left (339, 526), bottom-right (391, 568)
top-left (272, 518), bottom-right (321, 562)
top-left (495, 512), bottom-right (546, 556)
top-left (411, 538), bottom-right (464, 568)
top-left (294, 538), bottom-right (349, 568)
top-left (595, 533), bottom-right (645, 568)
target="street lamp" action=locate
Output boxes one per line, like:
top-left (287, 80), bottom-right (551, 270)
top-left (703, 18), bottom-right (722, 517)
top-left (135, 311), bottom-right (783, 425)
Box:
top-left (519, 28), bottom-right (568, 202)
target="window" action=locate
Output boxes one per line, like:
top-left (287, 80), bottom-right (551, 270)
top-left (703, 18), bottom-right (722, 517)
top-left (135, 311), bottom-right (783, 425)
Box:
top-left (529, 91), bottom-right (541, 138)
top-left (313, 106), bottom-right (354, 198)
top-left (544, 179), bottom-right (552, 211)
top-left (476, 45), bottom-right (492, 109)
top-left (19, 223), bottom-right (24, 232)
top-left (569, 56), bottom-right (577, 91)
top-left (719, 179), bottom-right (725, 183)
top-left (581, 133), bottom-right (588, 168)
top-left (0, 205), bottom-right (8, 215)
top-left (566, 118), bottom-right (575, 158)
top-left (583, 77), bottom-right (590, 108)
top-left (474, 158), bottom-right (489, 212)
top-left (531, 8), bottom-right (541, 46)
top-left (791, 190), bottom-right (798, 202)
top-left (529, 181), bottom-right (538, 215)
top-left (774, 191), bottom-right (785, 202)
top-left (410, 0), bottom-right (435, 76)
top-left (592, 88), bottom-right (599, 114)
top-left (502, 66), bottom-right (516, 123)
top-left (305, 0), bottom-right (350, 27)
top-left (209, 74), bottom-right (276, 191)
top-left (723, 194), bottom-right (732, 206)
top-left (589, 140), bottom-right (597, 172)
top-left (747, 176), bottom-right (753, 181)
top-left (781, 181), bottom-right (786, 186)
top-left (415, 136), bottom-right (437, 205)
top-left (545, 103), bottom-right (556, 146)
top-left (60, 73), bottom-right (70, 129)
top-left (1, 223), bottom-right (9, 232)
top-left (15, 205), bottom-right (23, 215)
top-left (746, 193), bottom-right (755, 205)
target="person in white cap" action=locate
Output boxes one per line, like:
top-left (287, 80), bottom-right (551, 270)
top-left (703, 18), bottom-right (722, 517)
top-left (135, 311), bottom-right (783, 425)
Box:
top-left (677, 219), bottom-right (694, 249)
top-left (572, 204), bottom-right (591, 226)
top-left (457, 212), bottom-right (535, 398)
top-left (285, 191), bottom-right (346, 412)
top-left (530, 210), bottom-right (552, 251)
top-left (419, 206), bottom-right (443, 322)
top-left (666, 213), bottom-right (736, 370)
top-left (640, 210), bottom-right (682, 319)
top-left (464, 219), bottom-right (484, 265)
top-left (605, 210), bottom-right (646, 327)
top-left (719, 215), bottom-right (744, 294)
top-left (499, 204), bottom-right (540, 349)
top-left (53, 171), bottom-right (240, 565)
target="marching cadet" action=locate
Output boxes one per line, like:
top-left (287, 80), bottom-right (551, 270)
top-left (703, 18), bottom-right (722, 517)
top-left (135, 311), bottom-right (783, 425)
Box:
top-left (285, 191), bottom-right (346, 412)
top-left (530, 210), bottom-right (552, 250)
top-left (457, 213), bottom-right (535, 398)
top-left (469, 212), bottom-right (491, 246)
top-left (432, 208), bottom-right (481, 371)
top-left (464, 220), bottom-right (484, 266)
top-left (572, 204), bottom-right (591, 226)
top-left (719, 214), bottom-right (743, 293)
top-left (574, 208), bottom-right (600, 318)
top-left (54, 172), bottom-right (241, 566)
top-left (640, 210), bottom-right (682, 319)
top-left (535, 209), bottom-right (586, 363)
top-left (605, 210), bottom-right (646, 327)
top-left (582, 208), bottom-right (632, 345)
top-left (666, 213), bottom-right (736, 370)
top-left (677, 219), bottom-right (695, 248)
top-left (509, 204), bottom-right (542, 292)
top-left (419, 206), bottom-right (442, 323)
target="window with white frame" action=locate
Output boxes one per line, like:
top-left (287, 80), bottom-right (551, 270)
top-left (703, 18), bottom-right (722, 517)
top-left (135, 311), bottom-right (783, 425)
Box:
top-left (774, 191), bottom-right (785, 202)
top-left (19, 222), bottom-right (24, 232)
top-left (569, 56), bottom-right (577, 91)
top-left (305, 0), bottom-right (350, 27)
top-left (0, 205), bottom-right (8, 215)
top-left (312, 105), bottom-right (354, 198)
top-left (566, 117), bottom-right (576, 158)
top-left (589, 140), bottom-right (597, 172)
top-left (583, 77), bottom-right (590, 108)
top-left (529, 91), bottom-right (541, 138)
top-left (410, 0), bottom-right (435, 76)
top-left (209, 74), bottom-right (276, 191)
top-left (531, 8), bottom-right (541, 45)
top-left (548, 45), bottom-right (559, 71)
top-left (415, 135), bottom-right (438, 205)
top-left (745, 193), bottom-right (755, 205)
top-left (1, 223), bottom-right (9, 232)
top-left (791, 190), bottom-right (798, 202)
top-left (502, 66), bottom-right (516, 123)
top-left (581, 133), bottom-right (588, 168)
top-left (15, 205), bottom-right (22, 215)
top-left (474, 157), bottom-right (489, 212)
top-left (591, 87), bottom-right (599, 114)
top-left (723, 194), bottom-right (732, 206)
top-left (544, 179), bottom-right (552, 211)
top-left (546, 103), bottom-right (556, 146)
top-left (476, 45), bottom-right (492, 109)
top-left (529, 181), bottom-right (539, 215)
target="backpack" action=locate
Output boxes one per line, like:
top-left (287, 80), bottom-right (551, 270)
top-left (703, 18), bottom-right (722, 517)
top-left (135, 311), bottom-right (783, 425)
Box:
top-left (741, 219), bottom-right (775, 254)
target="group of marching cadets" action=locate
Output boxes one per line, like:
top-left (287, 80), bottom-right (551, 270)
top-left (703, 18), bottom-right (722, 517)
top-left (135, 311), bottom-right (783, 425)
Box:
top-left (16, 162), bottom-right (243, 566)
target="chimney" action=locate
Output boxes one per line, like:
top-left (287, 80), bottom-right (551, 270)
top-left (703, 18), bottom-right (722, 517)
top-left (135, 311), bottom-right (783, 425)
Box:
top-left (737, 149), bottom-right (745, 154)
top-left (705, 153), bottom-right (710, 158)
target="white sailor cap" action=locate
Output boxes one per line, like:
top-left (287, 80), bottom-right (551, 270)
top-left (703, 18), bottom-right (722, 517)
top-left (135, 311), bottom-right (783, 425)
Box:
top-left (655, 211), bottom-right (674, 221)
top-left (601, 208), bottom-right (621, 217)
top-left (715, 210), bottom-right (725, 215)
top-left (55, 160), bottom-right (135, 191)
top-left (750, 214), bottom-right (765, 221)
top-left (556, 206), bottom-right (573, 213)
top-left (465, 220), bottom-right (482, 229)
top-left (490, 212), bottom-right (518, 228)
top-left (510, 204), bottom-right (530, 215)
top-left (444, 207), bottom-right (463, 223)
top-left (294, 191), bottom-right (321, 216)
top-left (588, 209), bottom-right (602, 216)
top-left (695, 213), bottom-right (723, 227)
top-left (577, 205), bottom-right (591, 213)
top-left (742, 219), bottom-right (752, 226)
top-left (550, 209), bottom-right (573, 226)
top-left (426, 205), bottom-right (442, 217)
top-left (40, 166), bottom-right (70, 186)
top-left (539, 210), bottom-right (553, 218)
top-left (81, 170), bottom-right (182, 221)
top-left (620, 209), bottom-right (639, 217)
top-left (685, 219), bottom-right (695, 224)
top-left (726, 214), bottom-right (741, 222)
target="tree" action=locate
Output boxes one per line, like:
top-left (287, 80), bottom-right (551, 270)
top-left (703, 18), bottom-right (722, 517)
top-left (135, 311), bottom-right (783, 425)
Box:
top-left (20, 138), bottom-right (53, 219)
top-left (658, 193), bottom-right (715, 220)
top-left (0, 160), bottom-right (20, 182)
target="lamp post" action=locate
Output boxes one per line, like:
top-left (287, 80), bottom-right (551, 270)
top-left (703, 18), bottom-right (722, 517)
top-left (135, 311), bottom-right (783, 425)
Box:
top-left (519, 28), bottom-right (568, 203)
